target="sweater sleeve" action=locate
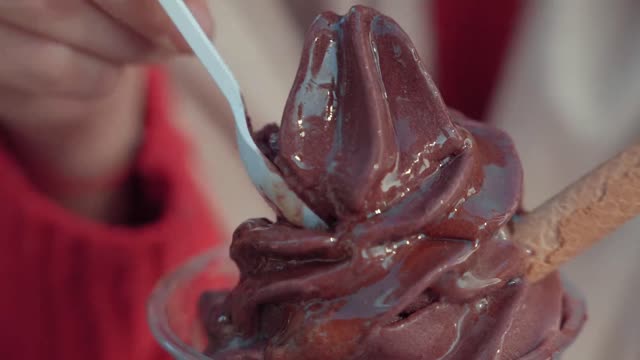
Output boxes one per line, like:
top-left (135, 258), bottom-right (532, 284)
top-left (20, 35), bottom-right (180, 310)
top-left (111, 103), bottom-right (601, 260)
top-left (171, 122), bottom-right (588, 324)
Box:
top-left (0, 68), bottom-right (224, 360)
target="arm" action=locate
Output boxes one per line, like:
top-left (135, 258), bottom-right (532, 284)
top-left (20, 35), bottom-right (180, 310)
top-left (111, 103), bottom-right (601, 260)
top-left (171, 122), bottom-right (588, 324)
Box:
top-left (0, 2), bottom-right (223, 359)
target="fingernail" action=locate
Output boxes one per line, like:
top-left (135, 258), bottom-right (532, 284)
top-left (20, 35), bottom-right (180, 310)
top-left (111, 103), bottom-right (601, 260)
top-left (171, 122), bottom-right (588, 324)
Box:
top-left (187, 0), bottom-right (214, 37)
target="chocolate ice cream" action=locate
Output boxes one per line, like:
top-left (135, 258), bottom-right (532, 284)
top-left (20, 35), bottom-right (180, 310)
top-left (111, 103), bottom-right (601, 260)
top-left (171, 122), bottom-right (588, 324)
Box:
top-left (199, 6), bottom-right (585, 360)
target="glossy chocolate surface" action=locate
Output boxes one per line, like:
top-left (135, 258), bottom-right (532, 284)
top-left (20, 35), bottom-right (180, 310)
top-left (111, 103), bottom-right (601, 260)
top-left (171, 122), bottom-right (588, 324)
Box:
top-left (200, 6), bottom-right (585, 360)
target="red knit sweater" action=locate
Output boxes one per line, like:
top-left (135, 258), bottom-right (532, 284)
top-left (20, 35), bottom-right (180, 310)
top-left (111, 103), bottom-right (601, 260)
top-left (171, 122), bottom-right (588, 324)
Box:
top-left (0, 69), bottom-right (222, 360)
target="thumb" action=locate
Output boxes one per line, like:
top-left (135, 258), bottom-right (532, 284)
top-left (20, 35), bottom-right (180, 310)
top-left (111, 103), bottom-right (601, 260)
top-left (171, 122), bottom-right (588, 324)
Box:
top-left (92, 0), bottom-right (214, 53)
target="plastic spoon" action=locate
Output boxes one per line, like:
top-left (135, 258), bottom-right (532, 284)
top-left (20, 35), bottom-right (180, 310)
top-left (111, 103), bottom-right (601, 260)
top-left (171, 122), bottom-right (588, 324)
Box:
top-left (158, 0), bottom-right (326, 229)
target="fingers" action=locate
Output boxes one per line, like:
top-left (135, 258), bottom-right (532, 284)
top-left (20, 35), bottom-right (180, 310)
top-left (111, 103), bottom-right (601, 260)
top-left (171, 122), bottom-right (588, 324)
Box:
top-left (0, 22), bottom-right (121, 99)
top-left (0, 0), bottom-right (215, 63)
top-left (91, 0), bottom-right (214, 51)
top-left (0, 67), bottom-right (141, 127)
top-left (0, 84), bottom-right (128, 128)
top-left (0, 0), bottom-right (159, 63)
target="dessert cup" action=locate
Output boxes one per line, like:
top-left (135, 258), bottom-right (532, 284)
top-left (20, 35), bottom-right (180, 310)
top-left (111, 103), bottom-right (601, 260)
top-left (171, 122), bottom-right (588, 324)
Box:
top-left (148, 248), bottom-right (236, 360)
top-left (148, 248), bottom-right (584, 360)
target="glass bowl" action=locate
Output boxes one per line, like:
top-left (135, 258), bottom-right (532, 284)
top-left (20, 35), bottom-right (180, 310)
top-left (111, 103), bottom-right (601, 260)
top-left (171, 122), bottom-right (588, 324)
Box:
top-left (147, 248), bottom-right (237, 360)
top-left (148, 248), bottom-right (583, 360)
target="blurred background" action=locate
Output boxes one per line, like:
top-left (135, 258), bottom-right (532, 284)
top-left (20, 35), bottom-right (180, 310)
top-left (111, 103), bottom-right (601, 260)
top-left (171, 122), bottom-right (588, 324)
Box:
top-left (164, 1), bottom-right (639, 359)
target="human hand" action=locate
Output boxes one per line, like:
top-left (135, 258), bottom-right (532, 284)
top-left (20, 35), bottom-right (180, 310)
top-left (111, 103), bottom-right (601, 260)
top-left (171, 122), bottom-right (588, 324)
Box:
top-left (0, 0), bottom-right (213, 221)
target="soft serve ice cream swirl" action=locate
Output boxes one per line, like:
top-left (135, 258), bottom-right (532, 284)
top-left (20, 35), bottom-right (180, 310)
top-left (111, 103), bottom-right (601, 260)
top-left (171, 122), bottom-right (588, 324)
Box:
top-left (200, 6), bottom-right (585, 360)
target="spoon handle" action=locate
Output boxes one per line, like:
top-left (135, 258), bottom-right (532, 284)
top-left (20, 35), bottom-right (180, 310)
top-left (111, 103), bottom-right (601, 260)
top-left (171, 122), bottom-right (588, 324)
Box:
top-left (158, 0), bottom-right (327, 229)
